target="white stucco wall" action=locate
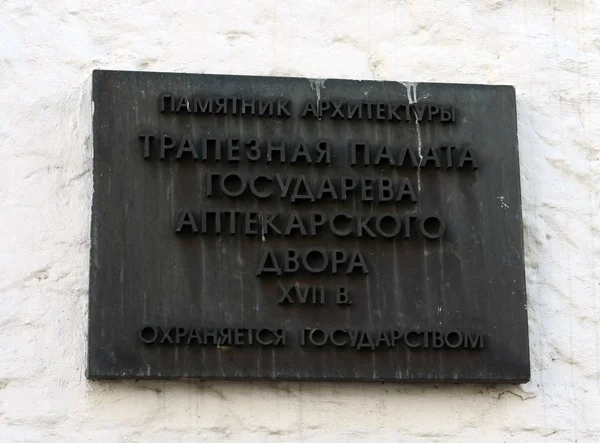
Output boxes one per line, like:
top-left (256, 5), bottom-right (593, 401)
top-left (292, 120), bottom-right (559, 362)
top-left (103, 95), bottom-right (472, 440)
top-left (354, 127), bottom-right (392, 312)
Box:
top-left (1, 0), bottom-right (599, 441)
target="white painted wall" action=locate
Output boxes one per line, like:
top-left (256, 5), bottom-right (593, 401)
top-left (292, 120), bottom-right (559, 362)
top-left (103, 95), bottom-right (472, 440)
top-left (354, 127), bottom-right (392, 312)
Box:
top-left (1, 0), bottom-right (599, 441)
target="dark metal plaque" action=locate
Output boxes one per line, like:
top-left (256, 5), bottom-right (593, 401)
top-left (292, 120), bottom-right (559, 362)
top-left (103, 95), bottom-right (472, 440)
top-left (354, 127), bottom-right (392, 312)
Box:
top-left (89, 70), bottom-right (529, 382)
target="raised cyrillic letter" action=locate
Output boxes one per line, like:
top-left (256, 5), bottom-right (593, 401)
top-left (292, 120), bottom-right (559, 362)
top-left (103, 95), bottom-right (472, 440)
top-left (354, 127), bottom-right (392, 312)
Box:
top-left (419, 216), bottom-right (446, 239)
top-left (290, 143), bottom-right (312, 164)
top-left (350, 142), bottom-right (369, 166)
top-left (308, 212), bottom-right (326, 236)
top-left (336, 286), bottom-right (351, 305)
top-left (331, 249), bottom-right (348, 274)
top-left (346, 251), bottom-right (369, 275)
top-left (175, 211), bottom-right (198, 233)
top-left (267, 141), bottom-right (286, 163)
top-left (176, 134), bottom-right (199, 160)
top-left (160, 134), bottom-right (175, 159)
top-left (138, 325), bottom-right (158, 344)
top-left (227, 138), bottom-right (240, 162)
top-left (395, 178), bottom-right (417, 203)
top-left (465, 332), bottom-right (484, 349)
top-left (139, 133), bottom-right (154, 159)
top-left (290, 176), bottom-right (315, 202)
top-left (374, 144), bottom-right (396, 166)
top-left (315, 141), bottom-right (331, 164)
top-left (160, 93), bottom-right (174, 113)
top-left (421, 146), bottom-right (441, 168)
top-left (458, 147), bottom-right (479, 169)
top-left (315, 177), bottom-right (338, 200)
top-left (220, 173), bottom-right (247, 197)
top-left (284, 211), bottom-right (307, 236)
top-left (302, 248), bottom-right (328, 274)
top-left (256, 247), bottom-right (282, 276)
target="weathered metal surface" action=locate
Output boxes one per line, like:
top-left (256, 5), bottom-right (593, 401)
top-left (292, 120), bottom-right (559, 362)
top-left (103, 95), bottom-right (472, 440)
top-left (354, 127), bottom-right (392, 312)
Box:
top-left (89, 70), bottom-right (529, 382)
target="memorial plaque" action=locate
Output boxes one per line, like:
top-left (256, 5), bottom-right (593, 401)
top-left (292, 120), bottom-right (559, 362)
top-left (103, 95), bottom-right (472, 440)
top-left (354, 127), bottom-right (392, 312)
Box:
top-left (88, 70), bottom-right (529, 382)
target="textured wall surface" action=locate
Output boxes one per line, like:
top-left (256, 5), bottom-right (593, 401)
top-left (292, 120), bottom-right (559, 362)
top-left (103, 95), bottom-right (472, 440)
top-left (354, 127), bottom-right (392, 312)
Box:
top-left (1, 0), bottom-right (599, 441)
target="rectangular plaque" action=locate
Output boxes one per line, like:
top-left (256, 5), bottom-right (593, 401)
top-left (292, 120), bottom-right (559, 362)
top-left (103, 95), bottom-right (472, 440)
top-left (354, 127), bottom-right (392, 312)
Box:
top-left (89, 70), bottom-right (529, 382)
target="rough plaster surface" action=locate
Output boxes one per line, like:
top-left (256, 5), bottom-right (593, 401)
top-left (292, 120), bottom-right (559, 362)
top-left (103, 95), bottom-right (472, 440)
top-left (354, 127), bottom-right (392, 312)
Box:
top-left (1, 0), bottom-right (599, 441)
